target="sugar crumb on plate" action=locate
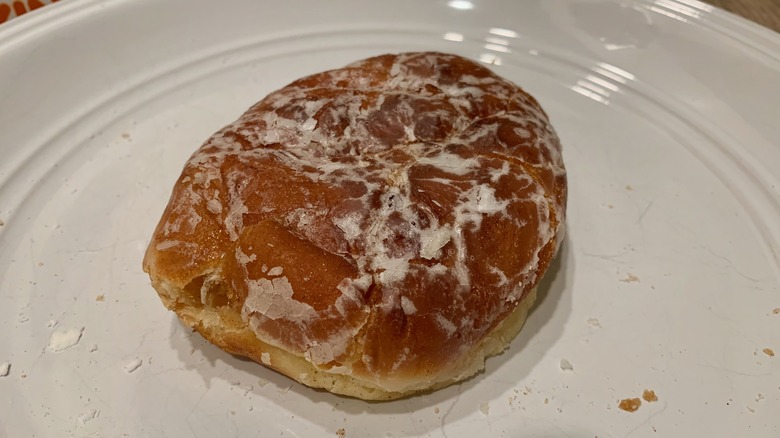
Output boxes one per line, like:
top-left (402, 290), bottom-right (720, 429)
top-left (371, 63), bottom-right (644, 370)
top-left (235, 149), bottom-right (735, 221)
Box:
top-left (479, 402), bottom-right (490, 415)
top-left (47, 327), bottom-right (84, 352)
top-left (642, 389), bottom-right (658, 402)
top-left (47, 320), bottom-right (58, 328)
top-left (559, 359), bottom-right (574, 372)
top-left (77, 409), bottom-right (99, 426)
top-left (587, 317), bottom-right (601, 327)
top-left (0, 362), bottom-right (10, 377)
top-left (123, 358), bottom-right (143, 373)
top-left (618, 398), bottom-right (642, 412)
top-left (620, 273), bottom-right (640, 283)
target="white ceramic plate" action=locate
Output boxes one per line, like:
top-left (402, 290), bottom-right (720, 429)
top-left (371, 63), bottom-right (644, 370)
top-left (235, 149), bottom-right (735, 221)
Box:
top-left (1, 0), bottom-right (779, 436)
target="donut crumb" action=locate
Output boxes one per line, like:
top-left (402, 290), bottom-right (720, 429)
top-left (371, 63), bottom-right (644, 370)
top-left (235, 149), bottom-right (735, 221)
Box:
top-left (642, 389), bottom-right (658, 402)
top-left (619, 398), bottom-right (642, 412)
top-left (336, 428), bottom-right (346, 437)
top-left (763, 348), bottom-right (775, 357)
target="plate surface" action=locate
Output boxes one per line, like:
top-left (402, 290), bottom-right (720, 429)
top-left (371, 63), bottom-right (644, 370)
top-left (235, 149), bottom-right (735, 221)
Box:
top-left (1, 0), bottom-right (779, 437)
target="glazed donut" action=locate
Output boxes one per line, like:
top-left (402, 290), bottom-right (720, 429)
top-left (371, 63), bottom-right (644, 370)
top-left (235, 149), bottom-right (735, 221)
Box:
top-left (143, 52), bottom-right (566, 400)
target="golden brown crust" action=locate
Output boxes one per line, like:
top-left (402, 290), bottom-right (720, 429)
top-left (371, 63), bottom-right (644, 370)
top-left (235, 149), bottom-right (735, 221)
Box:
top-left (143, 52), bottom-right (566, 400)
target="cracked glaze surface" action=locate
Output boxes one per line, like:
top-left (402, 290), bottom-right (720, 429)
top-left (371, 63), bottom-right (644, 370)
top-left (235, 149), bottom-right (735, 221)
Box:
top-left (147, 52), bottom-right (566, 388)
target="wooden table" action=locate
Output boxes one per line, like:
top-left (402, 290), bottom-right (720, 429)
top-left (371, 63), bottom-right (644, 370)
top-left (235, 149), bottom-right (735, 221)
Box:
top-left (702, 0), bottom-right (780, 32)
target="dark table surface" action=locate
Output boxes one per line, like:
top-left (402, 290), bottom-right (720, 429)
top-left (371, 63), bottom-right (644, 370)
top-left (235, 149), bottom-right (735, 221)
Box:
top-left (702, 0), bottom-right (780, 32)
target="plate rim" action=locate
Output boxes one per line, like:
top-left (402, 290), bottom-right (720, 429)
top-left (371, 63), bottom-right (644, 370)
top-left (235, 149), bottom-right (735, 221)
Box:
top-left (1, 0), bottom-right (779, 59)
